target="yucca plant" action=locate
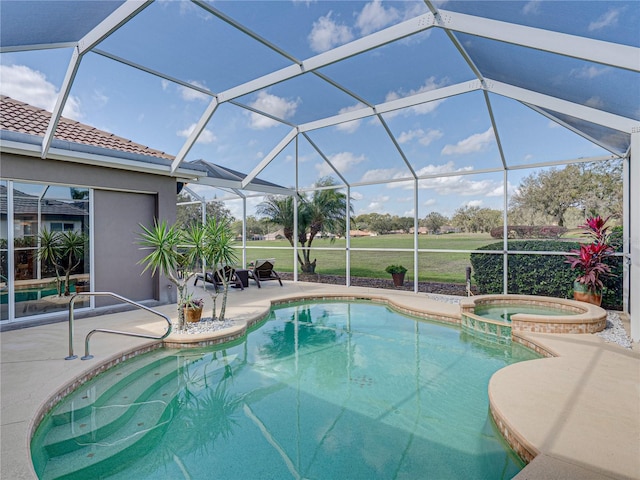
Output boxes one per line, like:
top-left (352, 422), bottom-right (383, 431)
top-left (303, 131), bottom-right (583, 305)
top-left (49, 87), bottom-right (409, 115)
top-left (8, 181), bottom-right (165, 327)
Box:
top-left (138, 220), bottom-right (199, 329)
top-left (201, 217), bottom-right (238, 322)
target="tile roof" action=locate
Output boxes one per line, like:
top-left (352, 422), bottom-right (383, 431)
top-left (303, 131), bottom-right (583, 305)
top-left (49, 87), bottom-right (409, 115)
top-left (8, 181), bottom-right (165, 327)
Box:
top-left (0, 185), bottom-right (88, 217)
top-left (0, 95), bottom-right (174, 160)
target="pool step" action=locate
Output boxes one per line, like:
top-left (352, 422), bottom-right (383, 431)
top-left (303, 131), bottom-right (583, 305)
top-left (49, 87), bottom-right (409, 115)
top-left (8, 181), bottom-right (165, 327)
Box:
top-left (37, 351), bottom-right (236, 479)
top-left (40, 395), bottom-right (178, 480)
top-left (43, 355), bottom-right (180, 457)
top-left (51, 351), bottom-right (178, 426)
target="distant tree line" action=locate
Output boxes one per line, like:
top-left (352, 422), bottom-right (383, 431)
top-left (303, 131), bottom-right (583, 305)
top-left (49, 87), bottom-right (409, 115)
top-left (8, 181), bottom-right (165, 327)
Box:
top-left (176, 159), bottom-right (622, 237)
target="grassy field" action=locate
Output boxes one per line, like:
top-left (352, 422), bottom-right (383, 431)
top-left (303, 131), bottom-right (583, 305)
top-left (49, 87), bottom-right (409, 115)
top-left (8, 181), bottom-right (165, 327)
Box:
top-left (243, 233), bottom-right (497, 284)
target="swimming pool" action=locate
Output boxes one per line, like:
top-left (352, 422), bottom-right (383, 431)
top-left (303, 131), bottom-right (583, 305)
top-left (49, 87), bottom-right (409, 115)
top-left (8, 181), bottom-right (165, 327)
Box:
top-left (31, 301), bottom-right (539, 479)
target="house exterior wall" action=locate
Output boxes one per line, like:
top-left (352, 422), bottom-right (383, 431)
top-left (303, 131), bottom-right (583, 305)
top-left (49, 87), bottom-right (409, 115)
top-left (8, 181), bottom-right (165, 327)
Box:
top-left (1, 152), bottom-right (177, 308)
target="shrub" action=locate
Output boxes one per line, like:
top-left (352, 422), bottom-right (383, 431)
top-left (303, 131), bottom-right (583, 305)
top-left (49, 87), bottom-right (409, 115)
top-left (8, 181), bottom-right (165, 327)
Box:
top-left (470, 239), bottom-right (622, 310)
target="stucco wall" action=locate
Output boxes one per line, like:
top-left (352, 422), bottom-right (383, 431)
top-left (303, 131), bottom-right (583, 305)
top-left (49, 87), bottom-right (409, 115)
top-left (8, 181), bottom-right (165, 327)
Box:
top-left (2, 152), bottom-right (177, 307)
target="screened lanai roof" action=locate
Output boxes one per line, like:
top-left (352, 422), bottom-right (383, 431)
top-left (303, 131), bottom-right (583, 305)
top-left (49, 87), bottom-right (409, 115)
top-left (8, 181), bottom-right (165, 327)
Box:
top-left (1, 1), bottom-right (639, 200)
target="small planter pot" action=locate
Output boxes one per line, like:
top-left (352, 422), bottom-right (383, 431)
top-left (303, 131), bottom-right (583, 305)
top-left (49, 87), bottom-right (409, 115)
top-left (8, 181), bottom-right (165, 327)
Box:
top-left (391, 272), bottom-right (406, 287)
top-left (184, 306), bottom-right (203, 323)
top-left (573, 281), bottom-right (602, 306)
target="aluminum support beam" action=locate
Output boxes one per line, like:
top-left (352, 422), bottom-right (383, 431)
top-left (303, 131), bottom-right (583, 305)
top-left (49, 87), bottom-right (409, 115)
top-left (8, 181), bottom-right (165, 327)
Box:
top-left (41, 1), bottom-right (152, 159)
top-left (486, 80), bottom-right (638, 133)
top-left (171, 97), bottom-right (219, 172)
top-left (241, 128), bottom-right (298, 189)
top-left (629, 130), bottom-right (639, 342)
top-left (300, 81), bottom-right (477, 133)
top-left (41, 48), bottom-right (82, 158)
top-left (441, 9), bottom-right (640, 72)
top-left (77, 1), bottom-right (152, 55)
top-left (217, 13), bottom-right (436, 103)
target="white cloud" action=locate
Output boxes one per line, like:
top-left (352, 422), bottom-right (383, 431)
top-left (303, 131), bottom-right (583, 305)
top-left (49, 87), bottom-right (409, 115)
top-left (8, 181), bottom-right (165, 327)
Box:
top-left (384, 77), bottom-right (448, 118)
top-left (335, 103), bottom-right (366, 133)
top-left (397, 128), bottom-right (443, 146)
top-left (411, 161), bottom-right (504, 198)
top-left (585, 96), bottom-right (605, 109)
top-left (316, 151), bottom-right (365, 176)
top-left (423, 198), bottom-right (437, 207)
top-left (486, 181), bottom-right (517, 197)
top-left (589, 8), bottom-right (621, 31)
top-left (441, 127), bottom-right (494, 155)
top-left (466, 199), bottom-right (483, 208)
top-left (419, 174), bottom-right (497, 197)
top-left (351, 191), bottom-right (364, 201)
top-left (0, 64), bottom-right (82, 120)
top-left (92, 90), bottom-right (109, 108)
top-left (358, 195), bottom-right (390, 213)
top-left (571, 65), bottom-right (608, 79)
top-left (360, 168), bottom-right (402, 183)
top-left (247, 91), bottom-right (299, 129)
top-left (179, 81), bottom-right (210, 102)
top-left (177, 123), bottom-right (217, 144)
top-left (355, 1), bottom-right (399, 35)
top-left (308, 11), bottom-right (354, 53)
top-left (522, 1), bottom-right (541, 15)
top-left (161, 79), bottom-right (170, 91)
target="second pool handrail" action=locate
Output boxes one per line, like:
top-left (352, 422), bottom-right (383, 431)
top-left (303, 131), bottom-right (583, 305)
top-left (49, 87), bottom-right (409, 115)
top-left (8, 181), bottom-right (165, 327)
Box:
top-left (66, 292), bottom-right (172, 360)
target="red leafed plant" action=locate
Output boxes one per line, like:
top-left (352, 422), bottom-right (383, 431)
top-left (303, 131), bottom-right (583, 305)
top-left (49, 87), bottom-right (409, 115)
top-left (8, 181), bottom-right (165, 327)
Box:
top-left (565, 216), bottom-right (615, 292)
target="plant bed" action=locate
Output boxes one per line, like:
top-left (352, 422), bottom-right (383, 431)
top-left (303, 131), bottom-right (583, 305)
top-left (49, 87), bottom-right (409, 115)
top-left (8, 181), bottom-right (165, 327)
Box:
top-left (277, 272), bottom-right (476, 296)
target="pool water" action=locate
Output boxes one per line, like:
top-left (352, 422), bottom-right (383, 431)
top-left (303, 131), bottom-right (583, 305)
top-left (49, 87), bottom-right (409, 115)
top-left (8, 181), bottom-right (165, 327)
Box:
top-left (32, 301), bottom-right (539, 479)
top-left (474, 304), bottom-right (577, 323)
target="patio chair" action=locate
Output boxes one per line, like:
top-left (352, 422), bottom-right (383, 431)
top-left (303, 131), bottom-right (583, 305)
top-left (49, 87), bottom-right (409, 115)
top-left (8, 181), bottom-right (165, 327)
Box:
top-left (194, 265), bottom-right (244, 292)
top-left (248, 259), bottom-right (283, 288)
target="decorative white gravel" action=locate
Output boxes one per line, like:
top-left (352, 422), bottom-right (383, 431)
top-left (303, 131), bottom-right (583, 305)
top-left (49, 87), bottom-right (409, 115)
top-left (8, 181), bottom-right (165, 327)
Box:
top-left (598, 311), bottom-right (633, 349)
top-left (175, 295), bottom-right (634, 350)
top-left (174, 317), bottom-right (235, 335)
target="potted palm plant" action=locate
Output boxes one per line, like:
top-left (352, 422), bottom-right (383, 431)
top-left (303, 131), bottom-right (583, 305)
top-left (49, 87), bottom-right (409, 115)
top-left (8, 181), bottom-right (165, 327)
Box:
top-left (385, 264), bottom-right (407, 287)
top-left (565, 215), bottom-right (615, 306)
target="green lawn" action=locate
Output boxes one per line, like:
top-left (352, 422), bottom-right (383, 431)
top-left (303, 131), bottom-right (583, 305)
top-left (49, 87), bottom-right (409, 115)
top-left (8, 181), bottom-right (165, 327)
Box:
top-left (243, 233), bottom-right (496, 284)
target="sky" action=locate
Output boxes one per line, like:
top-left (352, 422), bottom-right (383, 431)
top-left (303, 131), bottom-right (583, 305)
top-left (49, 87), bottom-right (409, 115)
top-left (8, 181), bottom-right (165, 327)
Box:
top-left (1, 0), bottom-right (635, 221)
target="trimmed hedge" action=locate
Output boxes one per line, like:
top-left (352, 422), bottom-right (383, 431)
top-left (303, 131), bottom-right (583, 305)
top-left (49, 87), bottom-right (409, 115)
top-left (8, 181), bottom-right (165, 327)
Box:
top-left (470, 237), bottom-right (623, 310)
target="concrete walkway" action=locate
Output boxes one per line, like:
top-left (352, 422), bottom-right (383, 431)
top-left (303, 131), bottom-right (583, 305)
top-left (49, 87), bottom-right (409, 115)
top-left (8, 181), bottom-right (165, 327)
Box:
top-left (1, 282), bottom-right (638, 479)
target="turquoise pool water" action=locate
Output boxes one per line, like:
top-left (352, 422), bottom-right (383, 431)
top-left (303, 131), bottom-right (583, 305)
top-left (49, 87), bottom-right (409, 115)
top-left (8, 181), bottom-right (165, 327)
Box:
top-left (32, 301), bottom-right (539, 479)
top-left (474, 304), bottom-right (577, 323)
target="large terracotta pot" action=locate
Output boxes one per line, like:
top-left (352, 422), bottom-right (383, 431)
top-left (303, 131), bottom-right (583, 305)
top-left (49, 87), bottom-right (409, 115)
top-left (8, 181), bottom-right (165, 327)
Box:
top-left (184, 306), bottom-right (203, 323)
top-left (573, 281), bottom-right (602, 306)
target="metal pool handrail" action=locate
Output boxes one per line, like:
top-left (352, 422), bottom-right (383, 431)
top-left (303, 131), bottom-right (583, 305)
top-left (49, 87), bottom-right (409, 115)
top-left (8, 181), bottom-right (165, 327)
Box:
top-left (66, 292), bottom-right (172, 361)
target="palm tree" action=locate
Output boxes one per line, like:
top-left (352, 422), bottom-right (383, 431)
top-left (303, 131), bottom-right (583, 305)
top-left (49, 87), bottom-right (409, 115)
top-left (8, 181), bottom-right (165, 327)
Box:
top-left (37, 228), bottom-right (86, 296)
top-left (258, 176), bottom-right (350, 273)
top-left (37, 227), bottom-right (64, 296)
top-left (59, 230), bottom-right (86, 295)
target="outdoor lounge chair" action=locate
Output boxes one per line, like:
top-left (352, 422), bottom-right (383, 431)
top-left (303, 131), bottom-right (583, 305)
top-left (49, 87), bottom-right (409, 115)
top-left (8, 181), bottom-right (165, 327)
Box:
top-left (194, 265), bottom-right (244, 292)
top-left (248, 259), bottom-right (283, 288)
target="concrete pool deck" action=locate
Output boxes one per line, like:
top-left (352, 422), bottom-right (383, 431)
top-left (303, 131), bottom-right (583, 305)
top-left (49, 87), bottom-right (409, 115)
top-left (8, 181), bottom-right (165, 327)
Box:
top-left (1, 281), bottom-right (638, 479)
